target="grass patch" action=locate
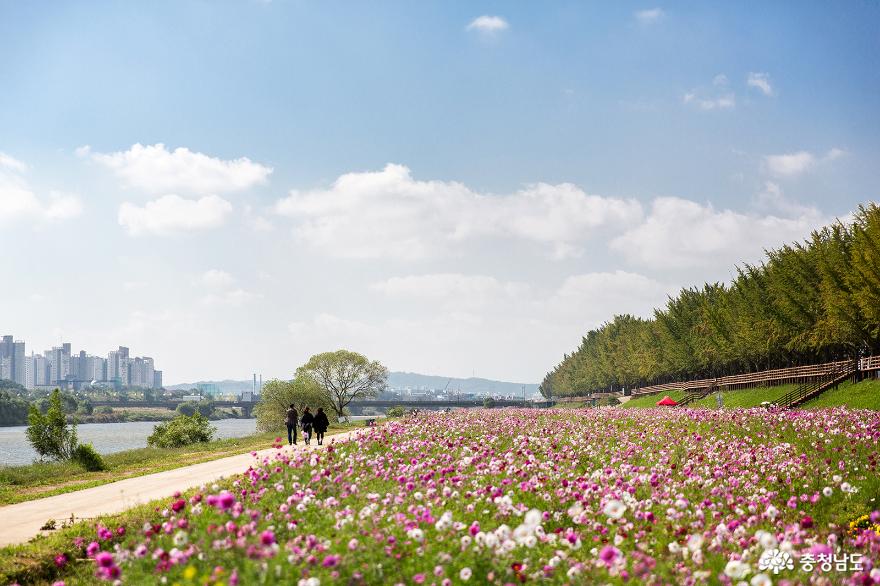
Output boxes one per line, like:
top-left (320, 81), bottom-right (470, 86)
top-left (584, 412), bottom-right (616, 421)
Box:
top-left (0, 424), bottom-right (355, 506)
top-left (689, 383), bottom-right (797, 408)
top-left (621, 389), bottom-right (686, 408)
top-left (801, 377), bottom-right (880, 409)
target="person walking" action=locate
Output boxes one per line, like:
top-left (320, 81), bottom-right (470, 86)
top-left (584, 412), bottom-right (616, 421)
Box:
top-left (300, 406), bottom-right (314, 445)
top-left (313, 407), bottom-right (329, 445)
top-left (285, 404), bottom-right (298, 445)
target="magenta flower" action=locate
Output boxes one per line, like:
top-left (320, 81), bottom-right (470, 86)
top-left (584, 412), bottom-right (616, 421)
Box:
top-left (260, 530), bottom-right (276, 545)
top-left (599, 545), bottom-right (621, 566)
top-left (322, 554), bottom-right (340, 567)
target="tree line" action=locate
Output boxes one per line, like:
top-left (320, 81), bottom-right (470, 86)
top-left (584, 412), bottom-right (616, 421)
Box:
top-left (540, 203), bottom-right (880, 398)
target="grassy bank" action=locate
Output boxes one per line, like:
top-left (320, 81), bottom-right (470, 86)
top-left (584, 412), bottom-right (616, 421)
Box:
top-left (621, 378), bottom-right (880, 410)
top-left (0, 424), bottom-right (354, 506)
top-left (801, 378), bottom-right (880, 409)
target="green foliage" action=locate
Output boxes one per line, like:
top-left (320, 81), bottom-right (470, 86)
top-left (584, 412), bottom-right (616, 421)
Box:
top-left (147, 413), bottom-right (215, 448)
top-left (99, 405), bottom-right (114, 414)
top-left (176, 402), bottom-right (197, 416)
top-left (72, 443), bottom-right (106, 471)
top-left (386, 406), bottom-right (405, 418)
top-left (0, 390), bottom-right (30, 425)
top-left (545, 204), bottom-right (880, 396)
top-left (253, 376), bottom-right (335, 432)
top-left (483, 396), bottom-right (496, 408)
top-left (76, 398), bottom-right (94, 415)
top-left (26, 389), bottom-right (78, 461)
top-left (297, 350), bottom-right (388, 419)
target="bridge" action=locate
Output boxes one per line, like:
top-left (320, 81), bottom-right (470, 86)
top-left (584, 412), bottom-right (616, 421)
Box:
top-left (89, 398), bottom-right (551, 417)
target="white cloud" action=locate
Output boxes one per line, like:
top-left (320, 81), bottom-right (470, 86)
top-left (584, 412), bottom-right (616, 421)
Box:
top-left (118, 194), bottom-right (233, 236)
top-left (683, 75), bottom-right (737, 111)
top-left (44, 191), bottom-right (84, 220)
top-left (274, 163), bottom-right (642, 260)
top-left (0, 153), bottom-right (83, 222)
top-left (0, 152), bottom-right (27, 172)
top-left (747, 72), bottom-right (774, 96)
top-left (683, 92), bottom-right (736, 110)
top-left (764, 148), bottom-right (846, 177)
top-left (202, 288), bottom-right (261, 307)
top-left (635, 8), bottom-right (665, 25)
top-left (201, 269), bottom-right (235, 288)
top-left (712, 74), bottom-right (729, 87)
top-left (291, 270), bottom-right (675, 380)
top-left (763, 151), bottom-right (815, 177)
top-left (90, 143), bottom-right (272, 194)
top-left (610, 197), bottom-right (826, 270)
top-left (466, 15), bottom-right (509, 33)
top-left (550, 271), bottom-right (675, 322)
top-left (825, 147), bottom-right (846, 161)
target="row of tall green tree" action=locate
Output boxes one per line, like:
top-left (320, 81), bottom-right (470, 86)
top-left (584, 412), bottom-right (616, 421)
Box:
top-left (540, 203), bottom-right (880, 398)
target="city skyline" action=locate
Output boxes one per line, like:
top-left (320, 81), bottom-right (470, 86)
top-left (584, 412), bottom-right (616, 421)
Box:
top-left (0, 334), bottom-right (162, 390)
top-left (1, 2), bottom-right (878, 383)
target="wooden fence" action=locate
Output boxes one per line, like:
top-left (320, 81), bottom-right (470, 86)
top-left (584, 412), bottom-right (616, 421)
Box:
top-left (630, 358), bottom-right (861, 397)
top-left (859, 356), bottom-right (880, 372)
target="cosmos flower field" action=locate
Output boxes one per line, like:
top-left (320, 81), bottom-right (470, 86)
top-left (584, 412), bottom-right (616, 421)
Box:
top-left (64, 408), bottom-right (880, 585)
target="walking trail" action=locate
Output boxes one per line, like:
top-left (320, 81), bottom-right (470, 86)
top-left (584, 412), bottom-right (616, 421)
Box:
top-left (0, 429), bottom-right (363, 548)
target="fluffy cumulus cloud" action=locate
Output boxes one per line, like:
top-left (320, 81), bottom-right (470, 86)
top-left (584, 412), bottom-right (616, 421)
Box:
top-left (763, 148), bottom-right (844, 177)
top-left (292, 270), bottom-right (675, 379)
top-left (466, 15), bottom-right (509, 33)
top-left (274, 164), bottom-right (642, 260)
top-left (610, 197), bottom-right (826, 270)
top-left (747, 72), bottom-right (774, 96)
top-left (0, 153), bottom-right (82, 222)
top-left (87, 143), bottom-right (272, 194)
top-left (118, 194), bottom-right (232, 236)
top-left (634, 8), bottom-right (664, 25)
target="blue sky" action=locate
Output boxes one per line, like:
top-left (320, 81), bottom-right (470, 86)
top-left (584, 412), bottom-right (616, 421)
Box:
top-left (1, 1), bottom-right (878, 383)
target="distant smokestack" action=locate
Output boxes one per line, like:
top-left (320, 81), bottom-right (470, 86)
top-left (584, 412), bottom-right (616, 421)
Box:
top-left (253, 373), bottom-right (256, 395)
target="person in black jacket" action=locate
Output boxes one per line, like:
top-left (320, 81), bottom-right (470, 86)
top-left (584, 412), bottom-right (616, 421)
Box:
top-left (313, 407), bottom-right (330, 445)
top-left (285, 404), bottom-right (298, 445)
top-left (300, 406), bottom-right (314, 445)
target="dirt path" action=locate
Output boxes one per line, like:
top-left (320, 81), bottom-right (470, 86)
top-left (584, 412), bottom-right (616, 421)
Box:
top-left (0, 429), bottom-right (363, 547)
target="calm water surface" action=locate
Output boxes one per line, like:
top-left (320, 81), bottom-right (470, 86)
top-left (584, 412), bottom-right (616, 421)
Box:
top-left (0, 419), bottom-right (258, 466)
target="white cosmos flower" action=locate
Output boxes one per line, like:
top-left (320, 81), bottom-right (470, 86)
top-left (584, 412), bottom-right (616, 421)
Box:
top-left (751, 573), bottom-right (772, 586)
top-left (724, 560), bottom-right (751, 580)
top-left (525, 509), bottom-right (542, 526)
top-left (823, 486), bottom-right (833, 497)
top-left (459, 567), bottom-right (472, 581)
top-left (603, 499), bottom-right (627, 519)
top-left (755, 530), bottom-right (777, 550)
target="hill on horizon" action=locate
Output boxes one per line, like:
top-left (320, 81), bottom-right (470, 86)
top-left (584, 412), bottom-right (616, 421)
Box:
top-left (167, 372), bottom-right (540, 397)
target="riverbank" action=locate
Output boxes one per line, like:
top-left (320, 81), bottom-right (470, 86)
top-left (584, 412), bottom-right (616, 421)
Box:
top-left (0, 424), bottom-right (354, 506)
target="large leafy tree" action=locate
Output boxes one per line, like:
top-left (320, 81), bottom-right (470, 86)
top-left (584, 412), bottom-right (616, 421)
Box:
top-left (253, 375), bottom-right (335, 432)
top-left (298, 350), bottom-right (388, 419)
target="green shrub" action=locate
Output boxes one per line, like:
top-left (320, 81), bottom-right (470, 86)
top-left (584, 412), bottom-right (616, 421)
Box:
top-left (386, 406), bottom-right (405, 418)
top-left (72, 443), bottom-right (107, 471)
top-left (26, 389), bottom-right (77, 461)
top-left (148, 413), bottom-right (216, 448)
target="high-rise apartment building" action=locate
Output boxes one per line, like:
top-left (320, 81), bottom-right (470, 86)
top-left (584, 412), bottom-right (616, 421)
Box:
top-left (2, 335), bottom-right (162, 390)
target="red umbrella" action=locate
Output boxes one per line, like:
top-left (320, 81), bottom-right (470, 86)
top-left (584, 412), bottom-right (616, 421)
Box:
top-left (656, 396), bottom-right (678, 406)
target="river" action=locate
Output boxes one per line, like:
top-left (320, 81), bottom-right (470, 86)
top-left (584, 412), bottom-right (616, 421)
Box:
top-left (0, 418), bottom-right (258, 467)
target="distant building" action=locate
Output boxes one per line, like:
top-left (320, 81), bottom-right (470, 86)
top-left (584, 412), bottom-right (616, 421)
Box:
top-left (197, 382), bottom-right (220, 397)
